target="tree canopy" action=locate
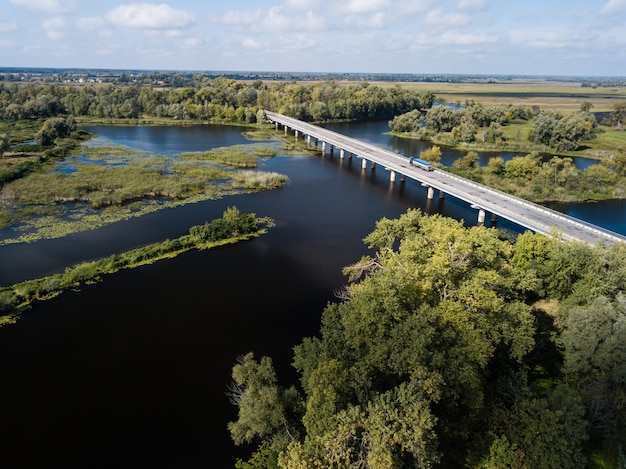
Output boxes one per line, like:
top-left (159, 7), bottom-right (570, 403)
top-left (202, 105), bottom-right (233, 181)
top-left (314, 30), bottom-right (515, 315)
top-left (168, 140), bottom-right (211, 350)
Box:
top-left (228, 210), bottom-right (626, 468)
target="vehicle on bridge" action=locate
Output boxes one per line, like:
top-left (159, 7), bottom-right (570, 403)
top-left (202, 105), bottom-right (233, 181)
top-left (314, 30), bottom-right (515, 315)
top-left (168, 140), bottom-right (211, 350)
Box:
top-left (410, 157), bottom-right (434, 171)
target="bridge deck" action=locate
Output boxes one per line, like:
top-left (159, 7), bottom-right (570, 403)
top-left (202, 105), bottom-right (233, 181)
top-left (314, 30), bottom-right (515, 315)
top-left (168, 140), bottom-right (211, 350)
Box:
top-left (266, 111), bottom-right (626, 245)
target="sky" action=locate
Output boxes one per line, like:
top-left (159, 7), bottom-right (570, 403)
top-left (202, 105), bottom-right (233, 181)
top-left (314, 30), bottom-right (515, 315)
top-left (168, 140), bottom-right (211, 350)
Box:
top-left (1, 0), bottom-right (625, 77)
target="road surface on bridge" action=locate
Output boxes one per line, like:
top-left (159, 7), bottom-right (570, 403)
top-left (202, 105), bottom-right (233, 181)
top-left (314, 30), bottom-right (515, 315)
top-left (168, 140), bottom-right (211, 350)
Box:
top-left (266, 111), bottom-right (626, 245)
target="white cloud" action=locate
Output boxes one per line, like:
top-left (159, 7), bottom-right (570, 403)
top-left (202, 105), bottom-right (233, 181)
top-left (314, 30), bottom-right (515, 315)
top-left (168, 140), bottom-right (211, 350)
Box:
top-left (46, 30), bottom-right (64, 39)
top-left (459, 0), bottom-right (488, 10)
top-left (424, 8), bottom-right (471, 28)
top-left (283, 0), bottom-right (318, 12)
top-left (242, 38), bottom-right (263, 49)
top-left (42, 15), bottom-right (66, 39)
top-left (600, 0), bottom-right (626, 15)
top-left (436, 30), bottom-right (499, 46)
top-left (214, 6), bottom-right (326, 34)
top-left (9, 0), bottom-right (76, 13)
top-left (75, 16), bottom-right (105, 31)
top-left (0, 22), bottom-right (17, 32)
top-left (182, 37), bottom-right (201, 48)
top-left (215, 9), bottom-right (264, 26)
top-left (105, 3), bottom-right (196, 29)
top-left (397, 0), bottom-right (434, 15)
top-left (335, 0), bottom-right (391, 15)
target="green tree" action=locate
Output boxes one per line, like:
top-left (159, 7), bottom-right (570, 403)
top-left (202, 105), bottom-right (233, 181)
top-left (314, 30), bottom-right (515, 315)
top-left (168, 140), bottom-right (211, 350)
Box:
top-left (425, 105), bottom-right (459, 132)
top-left (485, 156), bottom-right (505, 175)
top-left (389, 109), bottom-right (423, 132)
top-left (453, 151), bottom-right (479, 169)
top-left (482, 121), bottom-right (504, 143)
top-left (227, 352), bottom-right (303, 450)
top-left (420, 145), bottom-right (442, 163)
top-left (549, 112), bottom-right (596, 151)
top-left (505, 153), bottom-right (541, 180)
top-left (529, 113), bottom-right (559, 146)
top-left (34, 116), bottom-right (75, 146)
top-left (451, 114), bottom-right (477, 143)
top-left (480, 390), bottom-right (587, 469)
top-left (0, 134), bottom-right (9, 158)
top-left (284, 210), bottom-right (536, 467)
top-left (560, 294), bottom-right (626, 446)
top-left (610, 101), bottom-right (626, 127)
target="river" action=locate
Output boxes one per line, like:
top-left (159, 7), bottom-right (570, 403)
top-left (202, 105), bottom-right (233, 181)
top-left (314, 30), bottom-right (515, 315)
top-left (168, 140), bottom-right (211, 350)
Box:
top-left (0, 122), bottom-right (624, 468)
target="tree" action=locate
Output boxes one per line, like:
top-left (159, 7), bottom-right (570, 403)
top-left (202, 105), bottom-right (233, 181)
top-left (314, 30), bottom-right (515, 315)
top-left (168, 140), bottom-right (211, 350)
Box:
top-left (388, 109), bottom-right (423, 133)
top-left (34, 116), bottom-right (75, 146)
top-left (610, 101), bottom-right (626, 127)
top-left (451, 114), bottom-right (477, 143)
top-left (480, 390), bottom-right (588, 469)
top-left (528, 113), bottom-right (559, 146)
top-left (505, 153), bottom-right (541, 180)
top-left (549, 112), bottom-right (596, 151)
top-left (227, 352), bottom-right (303, 450)
top-left (482, 121), bottom-right (504, 143)
top-left (0, 134), bottom-right (9, 158)
top-left (453, 151), bottom-right (479, 169)
top-left (560, 295), bottom-right (626, 443)
top-left (420, 145), bottom-right (442, 163)
top-left (283, 210), bottom-right (536, 467)
top-left (486, 156), bottom-right (505, 175)
top-left (424, 105), bottom-right (459, 132)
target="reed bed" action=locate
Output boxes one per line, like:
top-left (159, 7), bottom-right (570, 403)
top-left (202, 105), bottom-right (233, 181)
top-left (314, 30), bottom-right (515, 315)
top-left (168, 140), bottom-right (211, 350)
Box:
top-left (0, 142), bottom-right (289, 245)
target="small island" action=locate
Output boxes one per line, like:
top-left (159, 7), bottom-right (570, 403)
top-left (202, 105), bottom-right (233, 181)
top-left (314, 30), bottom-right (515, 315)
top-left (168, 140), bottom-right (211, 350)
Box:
top-left (0, 207), bottom-right (273, 326)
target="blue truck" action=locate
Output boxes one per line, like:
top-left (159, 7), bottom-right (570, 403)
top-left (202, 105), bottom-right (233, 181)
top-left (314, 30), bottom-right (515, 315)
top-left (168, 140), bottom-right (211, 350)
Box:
top-left (410, 157), bottom-right (434, 171)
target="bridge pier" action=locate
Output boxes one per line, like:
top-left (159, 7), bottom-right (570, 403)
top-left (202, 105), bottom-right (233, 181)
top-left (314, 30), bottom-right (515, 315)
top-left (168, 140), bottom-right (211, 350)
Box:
top-left (294, 130), bottom-right (299, 139)
top-left (439, 190), bottom-right (445, 199)
top-left (307, 135), bottom-right (311, 146)
top-left (471, 205), bottom-right (487, 225)
top-left (390, 170), bottom-right (396, 182)
top-left (340, 149), bottom-right (345, 159)
top-left (362, 158), bottom-right (367, 170)
top-left (478, 209), bottom-right (486, 225)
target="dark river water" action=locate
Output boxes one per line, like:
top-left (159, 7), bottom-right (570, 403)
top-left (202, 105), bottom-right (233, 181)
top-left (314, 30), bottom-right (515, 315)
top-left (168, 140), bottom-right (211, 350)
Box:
top-left (0, 122), bottom-right (624, 468)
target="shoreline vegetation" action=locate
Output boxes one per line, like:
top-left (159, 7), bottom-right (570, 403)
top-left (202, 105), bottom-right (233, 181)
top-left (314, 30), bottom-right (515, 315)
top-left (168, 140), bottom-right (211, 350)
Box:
top-left (0, 207), bottom-right (273, 327)
top-left (0, 127), bottom-right (312, 246)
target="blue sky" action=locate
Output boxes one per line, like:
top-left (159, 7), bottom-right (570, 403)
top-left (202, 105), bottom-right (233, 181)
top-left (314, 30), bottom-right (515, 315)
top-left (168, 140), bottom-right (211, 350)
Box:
top-left (1, 0), bottom-right (625, 76)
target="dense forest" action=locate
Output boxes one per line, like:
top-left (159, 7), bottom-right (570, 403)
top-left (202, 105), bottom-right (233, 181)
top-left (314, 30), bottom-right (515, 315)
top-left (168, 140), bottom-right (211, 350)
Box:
top-left (0, 78), bottom-right (434, 125)
top-left (228, 210), bottom-right (626, 469)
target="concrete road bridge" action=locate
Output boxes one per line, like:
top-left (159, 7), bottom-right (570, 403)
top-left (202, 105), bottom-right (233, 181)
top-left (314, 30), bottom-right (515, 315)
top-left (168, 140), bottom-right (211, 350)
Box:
top-left (265, 111), bottom-right (626, 245)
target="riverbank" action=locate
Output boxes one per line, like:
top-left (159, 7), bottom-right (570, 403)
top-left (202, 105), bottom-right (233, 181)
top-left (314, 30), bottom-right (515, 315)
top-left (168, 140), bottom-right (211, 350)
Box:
top-left (390, 121), bottom-right (626, 161)
top-left (0, 209), bottom-right (273, 326)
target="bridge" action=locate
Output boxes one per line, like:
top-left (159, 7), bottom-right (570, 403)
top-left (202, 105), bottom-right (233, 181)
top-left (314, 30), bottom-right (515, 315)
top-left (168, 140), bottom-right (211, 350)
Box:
top-left (265, 111), bottom-right (626, 245)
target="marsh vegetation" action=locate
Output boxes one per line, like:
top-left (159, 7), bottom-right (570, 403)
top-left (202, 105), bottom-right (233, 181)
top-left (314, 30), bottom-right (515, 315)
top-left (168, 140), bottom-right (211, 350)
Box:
top-left (0, 130), bottom-right (290, 245)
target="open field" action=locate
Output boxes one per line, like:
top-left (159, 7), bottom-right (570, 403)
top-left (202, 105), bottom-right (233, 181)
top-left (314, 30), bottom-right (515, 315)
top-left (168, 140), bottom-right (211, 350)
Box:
top-left (370, 78), bottom-right (626, 113)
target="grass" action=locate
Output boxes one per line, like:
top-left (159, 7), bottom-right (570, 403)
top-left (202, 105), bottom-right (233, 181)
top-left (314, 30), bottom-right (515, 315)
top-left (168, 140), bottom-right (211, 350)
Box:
top-left (375, 79), bottom-right (626, 113)
top-left (0, 141), bottom-right (290, 245)
top-left (0, 210), bottom-right (275, 326)
top-left (180, 146), bottom-right (259, 167)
